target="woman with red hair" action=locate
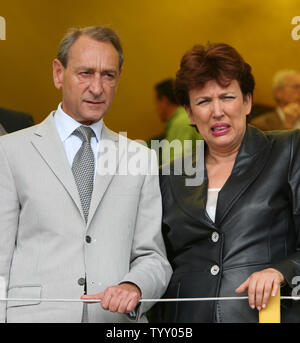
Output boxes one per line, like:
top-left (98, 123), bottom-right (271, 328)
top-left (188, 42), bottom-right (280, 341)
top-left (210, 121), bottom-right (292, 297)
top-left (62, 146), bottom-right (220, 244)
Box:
top-left (160, 43), bottom-right (300, 322)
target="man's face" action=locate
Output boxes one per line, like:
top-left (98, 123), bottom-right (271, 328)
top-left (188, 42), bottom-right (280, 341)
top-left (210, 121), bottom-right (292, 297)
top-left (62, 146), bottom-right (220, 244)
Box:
top-left (275, 74), bottom-right (300, 107)
top-left (53, 35), bottom-right (121, 125)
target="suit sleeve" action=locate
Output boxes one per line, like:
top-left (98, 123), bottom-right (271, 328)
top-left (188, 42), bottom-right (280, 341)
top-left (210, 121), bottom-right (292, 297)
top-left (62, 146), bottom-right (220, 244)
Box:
top-left (0, 141), bottom-right (20, 322)
top-left (119, 149), bottom-right (172, 316)
top-left (271, 131), bottom-right (300, 289)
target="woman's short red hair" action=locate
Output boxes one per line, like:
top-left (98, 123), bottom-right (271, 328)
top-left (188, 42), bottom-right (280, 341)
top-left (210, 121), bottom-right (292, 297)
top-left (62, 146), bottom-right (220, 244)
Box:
top-left (175, 43), bottom-right (255, 106)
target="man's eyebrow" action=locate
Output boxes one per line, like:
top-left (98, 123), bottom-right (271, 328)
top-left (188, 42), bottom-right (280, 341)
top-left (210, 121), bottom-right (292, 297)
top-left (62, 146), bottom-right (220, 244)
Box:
top-left (102, 69), bottom-right (118, 74)
top-left (75, 66), bottom-right (94, 72)
top-left (75, 66), bottom-right (118, 74)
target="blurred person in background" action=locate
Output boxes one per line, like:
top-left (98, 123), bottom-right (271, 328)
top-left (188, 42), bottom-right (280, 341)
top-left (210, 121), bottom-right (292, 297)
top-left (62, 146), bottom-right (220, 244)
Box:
top-left (0, 123), bottom-right (6, 135)
top-left (251, 70), bottom-right (300, 130)
top-left (0, 107), bottom-right (34, 133)
top-left (150, 78), bottom-right (201, 163)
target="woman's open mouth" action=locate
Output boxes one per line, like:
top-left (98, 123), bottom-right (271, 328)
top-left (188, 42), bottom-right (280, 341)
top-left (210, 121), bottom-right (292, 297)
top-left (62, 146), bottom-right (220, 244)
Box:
top-left (211, 123), bottom-right (231, 136)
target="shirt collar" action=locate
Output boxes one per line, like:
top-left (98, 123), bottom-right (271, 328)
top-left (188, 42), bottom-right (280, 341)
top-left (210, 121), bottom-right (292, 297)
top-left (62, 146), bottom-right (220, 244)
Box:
top-left (54, 103), bottom-right (103, 142)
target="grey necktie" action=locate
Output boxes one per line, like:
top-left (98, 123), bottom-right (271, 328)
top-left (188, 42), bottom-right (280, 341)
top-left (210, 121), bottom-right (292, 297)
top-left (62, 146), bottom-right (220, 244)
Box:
top-left (72, 126), bottom-right (95, 223)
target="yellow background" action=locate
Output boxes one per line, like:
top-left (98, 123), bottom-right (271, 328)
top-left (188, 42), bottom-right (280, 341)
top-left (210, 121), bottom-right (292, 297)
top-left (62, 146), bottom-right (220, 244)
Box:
top-left (0, 0), bottom-right (299, 140)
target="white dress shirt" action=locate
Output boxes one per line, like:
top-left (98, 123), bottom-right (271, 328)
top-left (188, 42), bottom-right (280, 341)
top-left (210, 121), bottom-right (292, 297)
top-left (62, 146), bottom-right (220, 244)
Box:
top-left (53, 103), bottom-right (103, 179)
top-left (206, 188), bottom-right (221, 222)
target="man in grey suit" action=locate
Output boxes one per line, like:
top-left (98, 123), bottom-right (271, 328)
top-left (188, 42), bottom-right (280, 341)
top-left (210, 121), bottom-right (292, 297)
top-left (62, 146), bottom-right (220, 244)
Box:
top-left (0, 26), bottom-right (172, 323)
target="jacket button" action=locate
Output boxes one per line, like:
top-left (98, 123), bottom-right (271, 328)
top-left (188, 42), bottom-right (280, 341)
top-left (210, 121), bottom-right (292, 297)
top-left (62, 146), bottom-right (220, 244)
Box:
top-left (211, 265), bottom-right (220, 276)
top-left (85, 236), bottom-right (92, 244)
top-left (211, 232), bottom-right (219, 243)
top-left (78, 278), bottom-right (86, 286)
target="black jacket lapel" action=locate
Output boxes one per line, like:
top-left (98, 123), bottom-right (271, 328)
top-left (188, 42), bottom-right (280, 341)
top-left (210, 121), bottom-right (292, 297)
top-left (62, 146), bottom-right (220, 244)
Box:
top-left (167, 125), bottom-right (273, 229)
top-left (215, 125), bottom-right (273, 226)
top-left (167, 143), bottom-right (215, 228)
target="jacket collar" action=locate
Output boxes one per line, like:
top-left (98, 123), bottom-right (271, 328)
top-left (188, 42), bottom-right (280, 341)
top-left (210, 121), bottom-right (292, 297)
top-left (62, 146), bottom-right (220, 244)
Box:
top-left (168, 125), bottom-right (273, 228)
top-left (31, 112), bottom-right (121, 228)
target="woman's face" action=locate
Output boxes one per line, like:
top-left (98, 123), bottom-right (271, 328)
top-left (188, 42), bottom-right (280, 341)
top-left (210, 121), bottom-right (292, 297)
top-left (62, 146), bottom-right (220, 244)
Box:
top-left (186, 79), bottom-right (252, 153)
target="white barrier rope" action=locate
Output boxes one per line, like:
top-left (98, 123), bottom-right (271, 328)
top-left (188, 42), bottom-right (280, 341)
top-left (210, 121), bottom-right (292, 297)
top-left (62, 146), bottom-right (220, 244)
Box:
top-left (0, 296), bottom-right (299, 303)
top-left (0, 278), bottom-right (299, 303)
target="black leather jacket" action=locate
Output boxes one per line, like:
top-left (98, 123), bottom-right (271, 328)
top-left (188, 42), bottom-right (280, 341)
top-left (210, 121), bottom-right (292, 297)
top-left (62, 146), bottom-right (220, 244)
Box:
top-left (160, 125), bottom-right (300, 323)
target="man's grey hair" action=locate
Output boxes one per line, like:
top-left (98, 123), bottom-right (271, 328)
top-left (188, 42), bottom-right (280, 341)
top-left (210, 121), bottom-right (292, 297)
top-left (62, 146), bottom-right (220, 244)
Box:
top-left (272, 70), bottom-right (299, 92)
top-left (57, 26), bottom-right (124, 70)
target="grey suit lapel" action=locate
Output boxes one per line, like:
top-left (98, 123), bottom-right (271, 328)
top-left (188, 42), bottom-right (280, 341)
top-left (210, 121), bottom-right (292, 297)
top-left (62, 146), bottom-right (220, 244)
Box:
top-left (87, 124), bottom-right (121, 227)
top-left (31, 112), bottom-right (84, 219)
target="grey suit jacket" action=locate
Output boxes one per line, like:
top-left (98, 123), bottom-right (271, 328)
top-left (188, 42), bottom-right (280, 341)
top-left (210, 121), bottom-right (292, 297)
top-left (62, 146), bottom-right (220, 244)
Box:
top-left (0, 112), bottom-right (172, 323)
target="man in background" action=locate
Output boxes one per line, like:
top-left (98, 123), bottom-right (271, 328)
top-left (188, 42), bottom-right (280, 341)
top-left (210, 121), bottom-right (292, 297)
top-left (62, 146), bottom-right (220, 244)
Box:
top-left (151, 78), bottom-right (201, 163)
top-left (0, 123), bottom-right (6, 135)
top-left (0, 107), bottom-right (34, 133)
top-left (251, 70), bottom-right (300, 130)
